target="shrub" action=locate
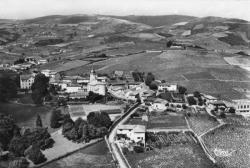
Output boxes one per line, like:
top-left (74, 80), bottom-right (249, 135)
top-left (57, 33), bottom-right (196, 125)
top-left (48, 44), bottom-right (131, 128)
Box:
top-left (27, 144), bottom-right (47, 165)
top-left (36, 114), bottom-right (43, 128)
top-left (134, 146), bottom-right (144, 153)
top-left (50, 110), bottom-right (62, 128)
top-left (8, 157), bottom-right (29, 168)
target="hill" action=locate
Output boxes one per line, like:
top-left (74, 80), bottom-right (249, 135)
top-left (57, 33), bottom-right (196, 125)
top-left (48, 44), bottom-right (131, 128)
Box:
top-left (112, 15), bottom-right (196, 27)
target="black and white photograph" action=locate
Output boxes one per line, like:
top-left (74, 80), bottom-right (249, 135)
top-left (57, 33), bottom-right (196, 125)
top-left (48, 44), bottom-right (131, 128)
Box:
top-left (0, 0), bottom-right (250, 167)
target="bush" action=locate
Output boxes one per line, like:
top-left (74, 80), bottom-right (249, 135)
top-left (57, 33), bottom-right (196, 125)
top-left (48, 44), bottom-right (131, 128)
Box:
top-left (50, 110), bottom-right (62, 128)
top-left (87, 112), bottom-right (112, 128)
top-left (8, 157), bottom-right (29, 168)
top-left (36, 114), bottom-right (43, 128)
top-left (134, 146), bottom-right (144, 153)
top-left (27, 144), bottom-right (47, 165)
top-left (187, 96), bottom-right (197, 105)
top-left (62, 118), bottom-right (74, 135)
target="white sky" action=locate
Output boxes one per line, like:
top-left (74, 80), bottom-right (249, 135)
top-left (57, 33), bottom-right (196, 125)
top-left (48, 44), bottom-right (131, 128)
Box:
top-left (0, 0), bottom-right (250, 21)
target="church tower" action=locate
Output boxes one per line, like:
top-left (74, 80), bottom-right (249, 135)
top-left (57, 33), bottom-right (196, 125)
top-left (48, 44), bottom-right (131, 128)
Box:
top-left (89, 67), bottom-right (97, 83)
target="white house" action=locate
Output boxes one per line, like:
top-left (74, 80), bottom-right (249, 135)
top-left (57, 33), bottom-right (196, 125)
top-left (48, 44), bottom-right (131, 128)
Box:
top-left (158, 83), bottom-right (178, 92)
top-left (233, 99), bottom-right (250, 114)
top-left (20, 74), bottom-right (35, 89)
top-left (65, 84), bottom-right (82, 93)
top-left (38, 59), bottom-right (48, 65)
top-left (149, 103), bottom-right (167, 112)
top-left (117, 124), bottom-right (146, 146)
top-left (41, 69), bottom-right (58, 83)
top-left (202, 94), bottom-right (218, 104)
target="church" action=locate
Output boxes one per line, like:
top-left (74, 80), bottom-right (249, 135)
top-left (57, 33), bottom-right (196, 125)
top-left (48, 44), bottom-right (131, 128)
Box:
top-left (87, 69), bottom-right (107, 96)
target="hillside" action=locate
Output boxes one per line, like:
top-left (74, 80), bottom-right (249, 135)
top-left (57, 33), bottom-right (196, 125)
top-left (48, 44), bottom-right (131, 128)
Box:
top-left (112, 15), bottom-right (196, 27)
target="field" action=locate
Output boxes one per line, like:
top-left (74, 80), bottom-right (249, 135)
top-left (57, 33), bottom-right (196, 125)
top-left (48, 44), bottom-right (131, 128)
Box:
top-left (183, 71), bottom-right (216, 80)
top-left (44, 141), bottom-right (115, 168)
top-left (78, 49), bottom-right (249, 100)
top-left (203, 124), bottom-right (250, 168)
top-left (147, 114), bottom-right (188, 129)
top-left (39, 59), bottom-right (89, 72)
top-left (0, 102), bottom-right (52, 129)
top-left (186, 113), bottom-right (219, 136)
top-left (126, 132), bottom-right (214, 168)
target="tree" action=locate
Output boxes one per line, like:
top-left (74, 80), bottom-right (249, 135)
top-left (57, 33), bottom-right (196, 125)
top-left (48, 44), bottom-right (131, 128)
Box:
top-left (87, 91), bottom-right (104, 103)
top-left (149, 81), bottom-right (158, 90)
top-left (178, 86), bottom-right (187, 95)
top-left (193, 91), bottom-right (201, 98)
top-left (145, 72), bottom-right (155, 86)
top-left (31, 73), bottom-right (49, 105)
top-left (87, 112), bottom-right (112, 129)
top-left (187, 96), bottom-right (197, 105)
top-left (62, 117), bottom-right (74, 135)
top-left (0, 76), bottom-right (17, 102)
top-left (14, 58), bottom-right (25, 65)
top-left (50, 110), bottom-right (62, 128)
top-left (36, 114), bottom-right (43, 128)
top-left (27, 144), bottom-right (47, 165)
top-left (228, 107), bottom-right (236, 113)
top-left (8, 136), bottom-right (30, 157)
top-left (166, 40), bottom-right (173, 48)
top-left (8, 157), bottom-right (29, 168)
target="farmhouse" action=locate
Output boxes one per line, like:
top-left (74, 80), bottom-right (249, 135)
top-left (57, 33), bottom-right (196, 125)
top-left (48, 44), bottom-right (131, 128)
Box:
top-left (202, 94), bottom-right (218, 104)
top-left (158, 83), bottom-right (178, 92)
top-left (233, 99), bottom-right (250, 114)
top-left (20, 74), bottom-right (35, 89)
top-left (117, 124), bottom-right (146, 146)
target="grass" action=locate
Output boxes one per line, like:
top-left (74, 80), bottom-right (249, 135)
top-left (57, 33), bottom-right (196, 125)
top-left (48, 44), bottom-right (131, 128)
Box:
top-left (0, 102), bottom-right (52, 128)
top-left (44, 141), bottom-right (115, 168)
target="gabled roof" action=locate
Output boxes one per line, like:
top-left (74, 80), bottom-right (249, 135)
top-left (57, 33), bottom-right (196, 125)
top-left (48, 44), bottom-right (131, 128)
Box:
top-left (117, 124), bottom-right (146, 133)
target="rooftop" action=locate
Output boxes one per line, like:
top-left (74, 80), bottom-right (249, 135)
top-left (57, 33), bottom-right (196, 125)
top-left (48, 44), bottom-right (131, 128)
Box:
top-left (118, 124), bottom-right (146, 133)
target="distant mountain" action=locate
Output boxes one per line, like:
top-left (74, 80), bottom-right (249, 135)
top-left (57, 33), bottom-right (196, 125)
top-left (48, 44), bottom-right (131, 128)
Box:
top-left (23, 15), bottom-right (98, 24)
top-left (111, 15), bottom-right (196, 27)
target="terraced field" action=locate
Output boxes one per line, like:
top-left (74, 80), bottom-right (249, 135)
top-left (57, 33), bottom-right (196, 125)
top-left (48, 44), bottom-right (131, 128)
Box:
top-left (126, 132), bottom-right (215, 168)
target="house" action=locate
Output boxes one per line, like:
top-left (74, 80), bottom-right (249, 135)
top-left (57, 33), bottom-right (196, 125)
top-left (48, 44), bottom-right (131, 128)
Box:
top-left (65, 84), bottom-right (82, 93)
top-left (41, 69), bottom-right (58, 83)
top-left (158, 83), bottom-right (178, 92)
top-left (117, 124), bottom-right (146, 146)
top-left (20, 74), bottom-right (35, 89)
top-left (202, 94), bottom-right (218, 104)
top-left (37, 59), bottom-right (48, 65)
top-left (233, 99), bottom-right (250, 114)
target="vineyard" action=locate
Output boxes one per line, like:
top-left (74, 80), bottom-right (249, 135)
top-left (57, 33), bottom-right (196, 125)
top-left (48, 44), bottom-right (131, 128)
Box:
top-left (146, 132), bottom-right (194, 148)
top-left (187, 114), bottom-right (219, 136)
top-left (126, 131), bottom-right (214, 168)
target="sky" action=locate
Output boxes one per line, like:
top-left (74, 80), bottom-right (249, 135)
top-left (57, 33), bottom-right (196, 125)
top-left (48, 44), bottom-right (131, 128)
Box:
top-left (0, 0), bottom-right (250, 21)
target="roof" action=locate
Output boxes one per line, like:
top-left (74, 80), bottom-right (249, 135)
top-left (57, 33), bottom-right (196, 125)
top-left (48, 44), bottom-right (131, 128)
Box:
top-left (118, 124), bottom-right (146, 133)
top-left (202, 94), bottom-right (217, 100)
top-left (20, 74), bottom-right (34, 81)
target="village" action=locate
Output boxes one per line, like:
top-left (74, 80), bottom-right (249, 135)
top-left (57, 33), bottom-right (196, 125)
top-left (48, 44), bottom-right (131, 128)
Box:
top-left (1, 53), bottom-right (250, 168)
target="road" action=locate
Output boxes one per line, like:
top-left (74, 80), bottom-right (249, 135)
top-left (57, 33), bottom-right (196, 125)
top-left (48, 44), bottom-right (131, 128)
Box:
top-left (107, 103), bottom-right (140, 168)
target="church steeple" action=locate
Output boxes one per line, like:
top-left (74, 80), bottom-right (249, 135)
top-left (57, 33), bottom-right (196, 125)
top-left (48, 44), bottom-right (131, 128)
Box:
top-left (90, 65), bottom-right (97, 83)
